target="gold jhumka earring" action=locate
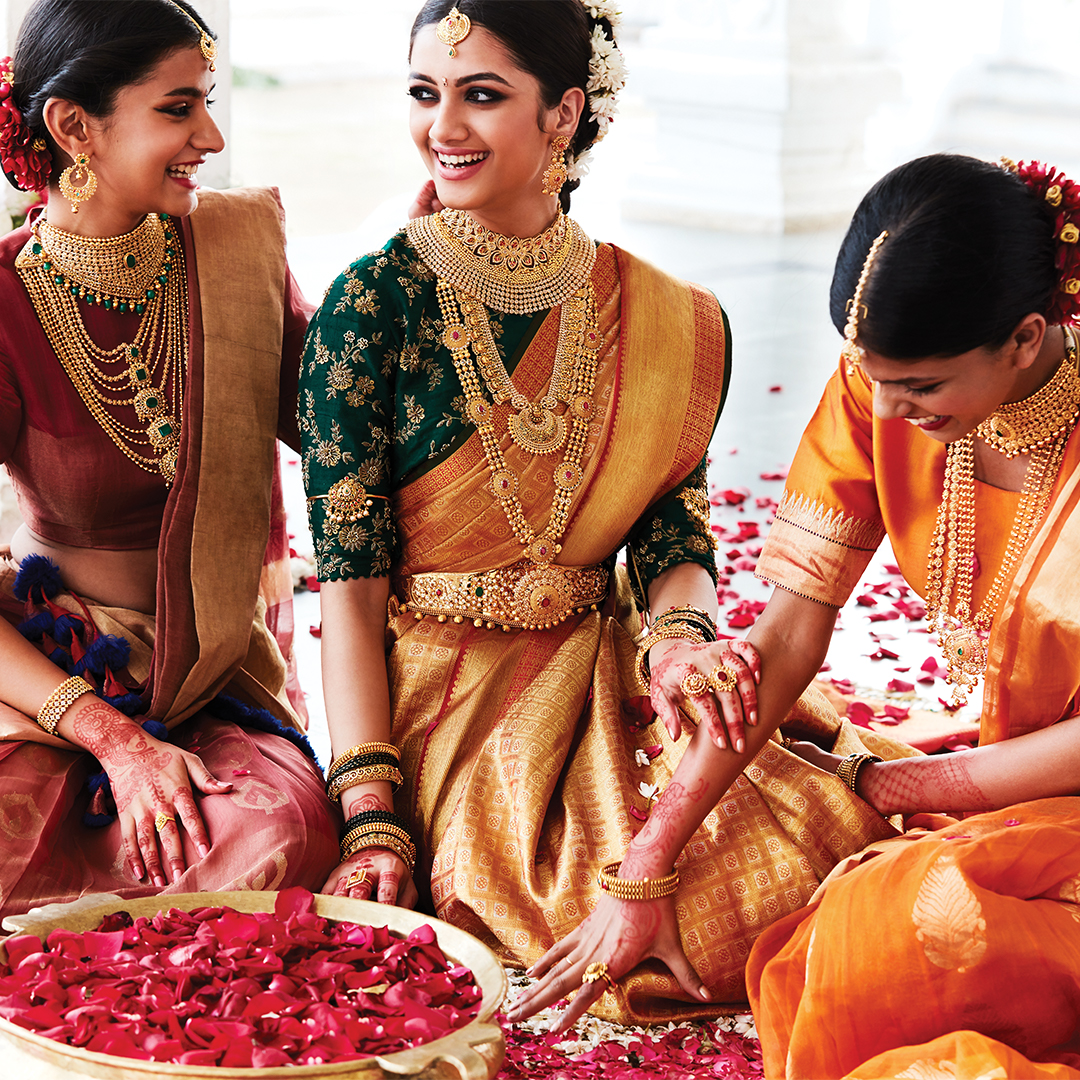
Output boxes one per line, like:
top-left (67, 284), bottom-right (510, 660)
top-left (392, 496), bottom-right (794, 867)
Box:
top-left (436, 6), bottom-right (472, 57)
top-left (541, 136), bottom-right (571, 198)
top-left (58, 153), bottom-right (97, 213)
top-left (841, 229), bottom-right (889, 375)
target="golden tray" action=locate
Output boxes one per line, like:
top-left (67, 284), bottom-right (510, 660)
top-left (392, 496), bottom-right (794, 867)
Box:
top-left (0, 892), bottom-right (507, 1080)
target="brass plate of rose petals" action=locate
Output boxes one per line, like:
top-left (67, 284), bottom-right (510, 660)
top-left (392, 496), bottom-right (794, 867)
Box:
top-left (0, 891), bottom-right (506, 1080)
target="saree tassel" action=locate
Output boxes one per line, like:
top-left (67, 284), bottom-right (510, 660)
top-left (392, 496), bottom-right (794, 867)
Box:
top-left (11, 553), bottom-right (63, 605)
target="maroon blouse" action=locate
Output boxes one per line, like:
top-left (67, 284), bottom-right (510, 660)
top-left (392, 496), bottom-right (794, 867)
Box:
top-left (0, 214), bottom-right (308, 550)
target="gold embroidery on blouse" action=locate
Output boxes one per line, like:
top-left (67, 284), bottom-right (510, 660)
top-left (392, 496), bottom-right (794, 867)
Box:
top-left (773, 491), bottom-right (885, 551)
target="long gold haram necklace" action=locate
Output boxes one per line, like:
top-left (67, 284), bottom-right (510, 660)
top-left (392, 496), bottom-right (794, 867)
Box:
top-left (436, 278), bottom-right (600, 566)
top-left (926, 327), bottom-right (1080, 703)
top-left (16, 213), bottom-right (187, 484)
top-left (408, 209), bottom-right (598, 456)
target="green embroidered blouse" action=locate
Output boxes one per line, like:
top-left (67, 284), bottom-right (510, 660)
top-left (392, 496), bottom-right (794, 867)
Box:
top-left (299, 230), bottom-right (724, 598)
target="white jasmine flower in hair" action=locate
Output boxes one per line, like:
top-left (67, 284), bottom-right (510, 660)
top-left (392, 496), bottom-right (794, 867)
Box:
top-left (567, 148), bottom-right (593, 181)
top-left (584, 0), bottom-right (622, 32)
top-left (587, 26), bottom-right (627, 93)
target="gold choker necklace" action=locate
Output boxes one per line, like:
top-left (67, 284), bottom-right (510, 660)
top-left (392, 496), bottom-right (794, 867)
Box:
top-left (975, 330), bottom-right (1080, 457)
top-left (406, 209), bottom-right (596, 315)
top-left (927, 328), bottom-right (1080, 704)
top-left (17, 214), bottom-right (188, 484)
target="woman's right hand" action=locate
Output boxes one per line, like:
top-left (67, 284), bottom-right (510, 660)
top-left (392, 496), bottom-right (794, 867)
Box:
top-left (323, 849), bottom-right (418, 908)
top-left (407, 179), bottom-right (444, 220)
top-left (506, 892), bottom-right (709, 1033)
top-left (67, 698), bottom-right (232, 887)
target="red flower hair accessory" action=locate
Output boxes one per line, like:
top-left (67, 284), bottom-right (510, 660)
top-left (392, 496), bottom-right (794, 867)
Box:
top-left (1004, 156), bottom-right (1080, 326)
top-left (0, 57), bottom-right (52, 192)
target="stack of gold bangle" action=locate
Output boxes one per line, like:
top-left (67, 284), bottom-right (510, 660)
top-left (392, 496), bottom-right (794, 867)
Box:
top-left (634, 604), bottom-right (719, 692)
top-left (835, 752), bottom-right (882, 795)
top-left (341, 820), bottom-right (417, 873)
top-left (325, 741), bottom-right (404, 798)
top-left (597, 861), bottom-right (680, 901)
top-left (36, 675), bottom-right (94, 735)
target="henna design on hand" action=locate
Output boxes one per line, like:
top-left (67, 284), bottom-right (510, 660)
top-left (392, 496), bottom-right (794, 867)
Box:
top-left (73, 702), bottom-right (172, 813)
top-left (344, 792), bottom-right (392, 817)
top-left (865, 755), bottom-right (995, 815)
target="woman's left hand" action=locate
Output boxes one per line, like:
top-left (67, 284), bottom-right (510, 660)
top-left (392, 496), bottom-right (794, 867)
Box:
top-left (649, 638), bottom-right (761, 751)
top-left (506, 893), bottom-right (709, 1033)
top-left (323, 848), bottom-right (419, 908)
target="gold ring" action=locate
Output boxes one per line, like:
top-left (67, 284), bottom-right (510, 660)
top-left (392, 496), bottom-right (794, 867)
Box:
top-left (708, 664), bottom-right (738, 694)
top-left (679, 671), bottom-right (710, 697)
top-left (345, 869), bottom-right (369, 890)
top-left (154, 811), bottom-right (175, 832)
top-left (581, 961), bottom-right (616, 991)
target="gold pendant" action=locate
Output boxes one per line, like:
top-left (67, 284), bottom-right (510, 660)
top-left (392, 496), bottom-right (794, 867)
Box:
top-left (937, 623), bottom-right (987, 705)
top-left (508, 406), bottom-right (566, 455)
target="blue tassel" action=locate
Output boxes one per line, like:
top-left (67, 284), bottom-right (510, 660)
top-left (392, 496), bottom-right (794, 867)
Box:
top-left (105, 692), bottom-right (146, 718)
top-left (81, 633), bottom-right (131, 677)
top-left (87, 771), bottom-right (110, 795)
top-left (51, 613), bottom-right (83, 647)
top-left (205, 694), bottom-right (317, 761)
top-left (142, 718), bottom-right (169, 741)
top-left (16, 610), bottom-right (55, 642)
top-left (48, 646), bottom-right (72, 669)
top-left (12, 554), bottom-right (63, 604)
top-left (83, 812), bottom-right (114, 829)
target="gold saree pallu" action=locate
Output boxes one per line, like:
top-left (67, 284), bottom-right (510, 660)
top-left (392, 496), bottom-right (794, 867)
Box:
top-left (400, 559), bottom-right (609, 630)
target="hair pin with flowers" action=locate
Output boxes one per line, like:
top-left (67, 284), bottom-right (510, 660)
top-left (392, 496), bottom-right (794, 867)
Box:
top-left (0, 57), bottom-right (52, 193)
top-left (569, 1), bottom-right (627, 181)
top-left (1001, 156), bottom-right (1080, 326)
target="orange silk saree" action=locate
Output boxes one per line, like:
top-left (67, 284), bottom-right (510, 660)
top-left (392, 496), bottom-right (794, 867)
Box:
top-left (749, 359), bottom-right (1080, 1077)
top-left (387, 248), bottom-right (907, 1023)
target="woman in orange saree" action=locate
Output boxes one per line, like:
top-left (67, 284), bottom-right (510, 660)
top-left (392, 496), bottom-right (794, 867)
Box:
top-left (739, 153), bottom-right (1080, 1078)
top-left (301, 0), bottom-right (910, 1027)
top-left (0, 0), bottom-right (339, 917)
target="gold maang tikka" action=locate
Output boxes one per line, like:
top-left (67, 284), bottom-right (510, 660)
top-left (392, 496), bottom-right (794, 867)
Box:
top-left (841, 230), bottom-right (889, 375)
top-left (436, 6), bottom-right (472, 57)
top-left (161, 0), bottom-right (217, 70)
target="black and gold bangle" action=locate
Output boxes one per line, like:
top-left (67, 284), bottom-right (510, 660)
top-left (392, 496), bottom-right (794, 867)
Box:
top-left (835, 753), bottom-right (882, 796)
top-left (329, 741), bottom-right (400, 776)
top-left (341, 830), bottom-right (417, 872)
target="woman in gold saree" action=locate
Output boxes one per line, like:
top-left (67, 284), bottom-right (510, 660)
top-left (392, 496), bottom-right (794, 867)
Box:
top-left (302, 0), bottom-right (909, 1026)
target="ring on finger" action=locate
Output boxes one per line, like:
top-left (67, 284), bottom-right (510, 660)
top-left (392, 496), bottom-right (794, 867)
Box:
top-left (345, 869), bottom-right (369, 890)
top-left (581, 961), bottom-right (616, 992)
top-left (154, 811), bottom-right (176, 832)
top-left (679, 671), bottom-right (710, 698)
top-left (708, 664), bottom-right (738, 694)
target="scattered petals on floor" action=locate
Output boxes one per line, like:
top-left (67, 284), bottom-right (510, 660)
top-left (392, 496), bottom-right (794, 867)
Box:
top-left (500, 971), bottom-right (762, 1079)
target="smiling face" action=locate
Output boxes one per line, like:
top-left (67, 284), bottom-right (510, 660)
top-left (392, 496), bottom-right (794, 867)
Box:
top-left (45, 45), bottom-right (223, 235)
top-left (860, 314), bottom-right (1051, 443)
top-left (408, 23), bottom-right (583, 237)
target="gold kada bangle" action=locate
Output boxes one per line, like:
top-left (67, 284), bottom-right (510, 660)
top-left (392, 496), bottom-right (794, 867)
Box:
top-left (835, 752), bottom-right (882, 795)
top-left (597, 862), bottom-right (680, 901)
top-left (635, 624), bottom-right (707, 692)
top-left (326, 764), bottom-right (404, 800)
top-left (36, 675), bottom-right (94, 735)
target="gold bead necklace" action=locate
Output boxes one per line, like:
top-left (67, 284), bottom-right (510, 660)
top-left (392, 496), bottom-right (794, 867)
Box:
top-left (435, 277), bottom-right (599, 566)
top-left (16, 214), bottom-right (188, 484)
top-left (926, 327), bottom-right (1080, 703)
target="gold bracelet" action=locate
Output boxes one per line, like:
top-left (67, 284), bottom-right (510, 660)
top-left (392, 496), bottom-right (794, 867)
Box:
top-left (635, 624), bottom-right (707, 692)
top-left (341, 819), bottom-right (414, 855)
top-left (597, 862), bottom-right (680, 901)
top-left (36, 675), bottom-right (94, 736)
top-left (342, 831), bottom-right (417, 872)
top-left (329, 741), bottom-right (400, 775)
top-left (835, 752), bottom-right (882, 796)
top-left (326, 764), bottom-right (404, 800)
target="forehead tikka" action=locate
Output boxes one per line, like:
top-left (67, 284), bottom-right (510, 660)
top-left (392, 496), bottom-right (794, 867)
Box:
top-left (436, 6), bottom-right (472, 57)
top-left (842, 229), bottom-right (889, 376)
top-left (161, 0), bottom-right (217, 71)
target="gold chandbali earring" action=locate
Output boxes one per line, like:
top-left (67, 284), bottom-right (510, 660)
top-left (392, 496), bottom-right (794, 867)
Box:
top-left (58, 153), bottom-right (97, 213)
top-left (542, 136), bottom-right (571, 198)
top-left (436, 6), bottom-right (472, 57)
top-left (841, 230), bottom-right (889, 375)
top-left (926, 326), bottom-right (1080, 704)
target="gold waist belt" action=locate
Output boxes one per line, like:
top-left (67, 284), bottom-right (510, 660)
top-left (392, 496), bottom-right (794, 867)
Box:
top-left (400, 560), bottom-right (609, 631)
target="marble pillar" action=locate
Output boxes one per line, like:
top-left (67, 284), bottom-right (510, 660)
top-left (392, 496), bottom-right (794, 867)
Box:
top-left (622, 0), bottom-right (900, 233)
